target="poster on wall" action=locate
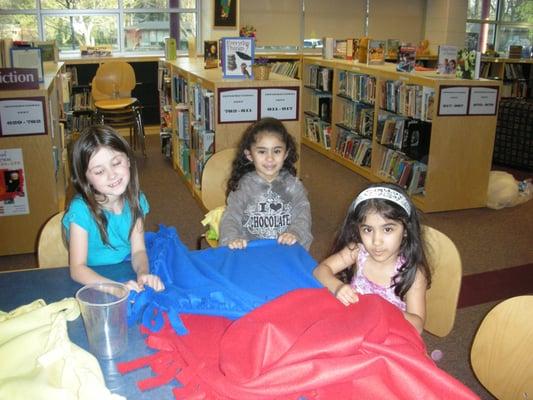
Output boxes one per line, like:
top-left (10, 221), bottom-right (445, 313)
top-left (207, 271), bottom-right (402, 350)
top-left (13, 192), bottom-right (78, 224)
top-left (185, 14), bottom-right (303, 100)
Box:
top-left (0, 97), bottom-right (47, 136)
top-left (214, 0), bottom-right (237, 27)
top-left (0, 148), bottom-right (29, 216)
top-left (260, 87), bottom-right (299, 121)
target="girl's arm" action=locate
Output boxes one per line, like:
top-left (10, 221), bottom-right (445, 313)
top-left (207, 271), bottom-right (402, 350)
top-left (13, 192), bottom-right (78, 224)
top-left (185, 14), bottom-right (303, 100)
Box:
top-left (219, 189), bottom-right (247, 248)
top-left (403, 269), bottom-right (428, 333)
top-left (313, 245), bottom-right (359, 305)
top-left (68, 223), bottom-right (115, 285)
top-left (130, 217), bottom-right (164, 291)
top-left (282, 179), bottom-right (313, 249)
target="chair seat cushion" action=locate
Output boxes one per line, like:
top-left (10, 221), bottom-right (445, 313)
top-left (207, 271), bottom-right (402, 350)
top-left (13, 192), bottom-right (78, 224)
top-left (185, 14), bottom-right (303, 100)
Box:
top-left (95, 97), bottom-right (137, 109)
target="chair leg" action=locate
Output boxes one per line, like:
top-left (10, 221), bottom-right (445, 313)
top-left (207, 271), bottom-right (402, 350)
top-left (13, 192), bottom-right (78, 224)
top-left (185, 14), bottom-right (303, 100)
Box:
top-left (196, 234), bottom-right (206, 250)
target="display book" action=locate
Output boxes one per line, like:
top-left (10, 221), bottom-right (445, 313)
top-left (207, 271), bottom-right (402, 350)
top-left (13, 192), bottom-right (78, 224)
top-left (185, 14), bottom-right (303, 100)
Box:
top-left (437, 45), bottom-right (458, 75)
top-left (204, 40), bottom-right (218, 69)
top-left (220, 37), bottom-right (255, 79)
top-left (303, 64), bottom-right (333, 149)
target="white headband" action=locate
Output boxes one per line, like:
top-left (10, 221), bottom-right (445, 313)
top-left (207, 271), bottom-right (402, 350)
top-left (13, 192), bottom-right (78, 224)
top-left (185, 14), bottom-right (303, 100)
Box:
top-left (352, 187), bottom-right (411, 215)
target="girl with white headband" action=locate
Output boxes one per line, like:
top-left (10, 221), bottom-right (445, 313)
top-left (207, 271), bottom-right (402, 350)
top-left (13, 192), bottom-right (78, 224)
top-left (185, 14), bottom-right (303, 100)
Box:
top-left (313, 183), bottom-right (431, 333)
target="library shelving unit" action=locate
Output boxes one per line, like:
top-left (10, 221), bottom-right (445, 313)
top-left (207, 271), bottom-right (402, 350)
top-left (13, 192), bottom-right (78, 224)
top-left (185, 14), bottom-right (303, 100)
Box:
top-left (0, 62), bottom-right (70, 255)
top-left (301, 56), bottom-right (501, 212)
top-left (163, 57), bottom-right (302, 208)
top-left (480, 57), bottom-right (532, 98)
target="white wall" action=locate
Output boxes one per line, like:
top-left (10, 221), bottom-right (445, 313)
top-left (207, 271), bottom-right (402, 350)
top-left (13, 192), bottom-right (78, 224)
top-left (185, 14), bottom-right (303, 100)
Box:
top-left (425, 0), bottom-right (468, 53)
top-left (369, 0), bottom-right (426, 45)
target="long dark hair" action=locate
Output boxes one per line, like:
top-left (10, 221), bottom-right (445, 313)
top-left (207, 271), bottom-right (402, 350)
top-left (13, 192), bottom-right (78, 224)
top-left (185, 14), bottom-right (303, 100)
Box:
top-left (226, 117), bottom-right (298, 196)
top-left (68, 125), bottom-right (142, 246)
top-left (331, 183), bottom-right (431, 299)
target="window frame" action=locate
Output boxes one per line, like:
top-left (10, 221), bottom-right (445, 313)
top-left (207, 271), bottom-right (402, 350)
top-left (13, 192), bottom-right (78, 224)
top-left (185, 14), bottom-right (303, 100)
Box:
top-left (0, 0), bottom-right (200, 54)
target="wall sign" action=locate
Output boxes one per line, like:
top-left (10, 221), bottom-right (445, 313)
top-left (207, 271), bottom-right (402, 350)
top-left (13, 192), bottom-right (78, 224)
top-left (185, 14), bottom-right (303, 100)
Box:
top-left (438, 86), bottom-right (469, 116)
top-left (218, 88), bottom-right (258, 123)
top-left (0, 97), bottom-right (47, 137)
top-left (468, 86), bottom-right (498, 115)
top-left (0, 148), bottom-right (29, 216)
top-left (260, 87), bottom-right (299, 121)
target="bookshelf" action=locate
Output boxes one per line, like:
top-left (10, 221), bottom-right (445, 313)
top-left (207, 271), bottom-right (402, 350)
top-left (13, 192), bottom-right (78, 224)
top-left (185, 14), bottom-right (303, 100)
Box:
top-left (480, 57), bottom-right (533, 99)
top-left (163, 57), bottom-right (302, 208)
top-left (0, 62), bottom-right (70, 255)
top-left (301, 57), bottom-right (500, 212)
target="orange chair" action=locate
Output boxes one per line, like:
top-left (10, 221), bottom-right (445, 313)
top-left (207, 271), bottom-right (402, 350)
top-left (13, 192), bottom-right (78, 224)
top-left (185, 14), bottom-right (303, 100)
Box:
top-left (91, 61), bottom-right (146, 156)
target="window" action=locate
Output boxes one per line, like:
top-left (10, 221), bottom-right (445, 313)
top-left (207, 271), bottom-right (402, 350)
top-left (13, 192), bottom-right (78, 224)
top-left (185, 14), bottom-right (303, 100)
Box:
top-left (466, 0), bottom-right (532, 55)
top-left (0, 0), bottom-right (198, 53)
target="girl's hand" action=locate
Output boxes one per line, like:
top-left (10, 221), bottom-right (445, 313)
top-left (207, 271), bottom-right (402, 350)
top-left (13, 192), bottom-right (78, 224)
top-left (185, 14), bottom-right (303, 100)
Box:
top-left (334, 284), bottom-right (359, 306)
top-left (228, 239), bottom-right (248, 249)
top-left (137, 273), bottom-right (165, 292)
top-left (277, 232), bottom-right (297, 246)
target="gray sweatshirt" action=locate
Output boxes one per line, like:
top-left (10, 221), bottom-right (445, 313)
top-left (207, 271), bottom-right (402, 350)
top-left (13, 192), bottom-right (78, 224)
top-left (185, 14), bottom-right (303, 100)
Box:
top-left (219, 170), bottom-right (313, 250)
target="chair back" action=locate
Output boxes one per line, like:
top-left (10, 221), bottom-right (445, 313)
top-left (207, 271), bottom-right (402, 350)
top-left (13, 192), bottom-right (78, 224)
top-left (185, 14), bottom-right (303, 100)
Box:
top-left (423, 225), bottom-right (462, 337)
top-left (92, 61), bottom-right (136, 101)
top-left (200, 148), bottom-right (237, 211)
top-left (471, 295), bottom-right (533, 400)
top-left (37, 211), bottom-right (69, 268)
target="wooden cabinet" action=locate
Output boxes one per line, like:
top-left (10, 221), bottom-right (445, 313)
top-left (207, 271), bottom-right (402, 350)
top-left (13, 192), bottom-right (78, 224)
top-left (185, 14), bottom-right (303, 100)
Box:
top-left (301, 57), bottom-right (500, 212)
top-left (163, 58), bottom-right (302, 207)
top-left (0, 62), bottom-right (69, 255)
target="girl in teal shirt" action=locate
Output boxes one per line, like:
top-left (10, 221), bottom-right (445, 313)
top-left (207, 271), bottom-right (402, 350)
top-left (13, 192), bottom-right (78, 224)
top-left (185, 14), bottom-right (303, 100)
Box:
top-left (63, 125), bottom-right (164, 292)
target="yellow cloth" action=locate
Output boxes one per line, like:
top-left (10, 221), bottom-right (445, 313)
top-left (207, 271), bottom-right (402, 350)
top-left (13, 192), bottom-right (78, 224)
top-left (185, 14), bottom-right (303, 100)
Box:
top-left (0, 298), bottom-right (124, 400)
top-left (201, 206), bottom-right (226, 240)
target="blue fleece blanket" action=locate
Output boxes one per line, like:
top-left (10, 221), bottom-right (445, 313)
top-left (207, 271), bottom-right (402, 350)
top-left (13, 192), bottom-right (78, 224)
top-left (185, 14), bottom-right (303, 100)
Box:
top-left (128, 225), bottom-right (321, 334)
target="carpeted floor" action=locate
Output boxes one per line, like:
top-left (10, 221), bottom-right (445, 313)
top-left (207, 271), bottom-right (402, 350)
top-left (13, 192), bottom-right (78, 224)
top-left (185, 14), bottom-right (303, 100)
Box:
top-left (1, 133), bottom-right (532, 399)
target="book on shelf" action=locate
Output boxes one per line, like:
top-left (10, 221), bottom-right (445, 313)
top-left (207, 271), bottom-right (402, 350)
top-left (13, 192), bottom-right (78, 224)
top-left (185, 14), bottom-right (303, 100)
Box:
top-left (334, 39), bottom-right (357, 60)
top-left (420, 87), bottom-right (435, 122)
top-left (437, 45), bottom-right (458, 75)
top-left (367, 40), bottom-right (385, 65)
top-left (386, 39), bottom-right (401, 60)
top-left (403, 119), bottom-right (431, 163)
top-left (396, 46), bottom-right (416, 73)
top-left (407, 162), bottom-right (427, 195)
top-left (204, 40), bottom-right (218, 69)
top-left (456, 49), bottom-right (481, 79)
top-left (221, 37), bottom-right (254, 79)
top-left (508, 45), bottom-right (522, 59)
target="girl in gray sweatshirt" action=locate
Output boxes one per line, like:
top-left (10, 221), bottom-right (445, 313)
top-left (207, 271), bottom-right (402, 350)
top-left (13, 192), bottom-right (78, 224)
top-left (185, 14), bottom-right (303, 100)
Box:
top-left (219, 118), bottom-right (313, 250)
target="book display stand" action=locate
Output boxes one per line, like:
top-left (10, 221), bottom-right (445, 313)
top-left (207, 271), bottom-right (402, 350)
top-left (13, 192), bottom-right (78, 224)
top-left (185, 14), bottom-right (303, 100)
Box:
top-left (301, 57), bottom-right (500, 212)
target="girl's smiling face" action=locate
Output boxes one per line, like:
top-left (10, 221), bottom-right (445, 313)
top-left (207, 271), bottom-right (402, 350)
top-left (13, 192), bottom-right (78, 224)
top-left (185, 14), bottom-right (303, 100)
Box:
top-left (86, 146), bottom-right (130, 202)
top-left (244, 132), bottom-right (288, 182)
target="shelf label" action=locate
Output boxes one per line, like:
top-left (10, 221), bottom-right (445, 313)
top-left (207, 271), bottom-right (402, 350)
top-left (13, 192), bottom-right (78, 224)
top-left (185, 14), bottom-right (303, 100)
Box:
top-left (468, 86), bottom-right (498, 115)
top-left (260, 87), bottom-right (299, 120)
top-left (438, 86), bottom-right (469, 116)
top-left (218, 88), bottom-right (258, 123)
top-left (0, 148), bottom-right (29, 216)
top-left (0, 97), bottom-right (46, 136)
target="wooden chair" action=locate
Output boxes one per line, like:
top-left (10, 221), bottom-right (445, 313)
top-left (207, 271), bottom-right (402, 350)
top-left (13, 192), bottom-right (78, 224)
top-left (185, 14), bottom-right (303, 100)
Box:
top-left (470, 295), bottom-right (533, 400)
top-left (91, 61), bottom-right (146, 156)
top-left (422, 225), bottom-right (462, 337)
top-left (197, 148), bottom-right (237, 249)
top-left (37, 211), bottom-right (69, 268)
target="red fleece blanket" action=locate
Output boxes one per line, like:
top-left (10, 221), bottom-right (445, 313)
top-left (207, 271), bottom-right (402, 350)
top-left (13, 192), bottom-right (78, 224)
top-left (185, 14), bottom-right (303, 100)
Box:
top-left (119, 289), bottom-right (479, 399)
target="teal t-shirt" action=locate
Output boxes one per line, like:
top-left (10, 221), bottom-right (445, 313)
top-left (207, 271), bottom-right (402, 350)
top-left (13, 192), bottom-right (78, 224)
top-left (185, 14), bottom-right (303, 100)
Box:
top-left (62, 193), bottom-right (149, 266)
